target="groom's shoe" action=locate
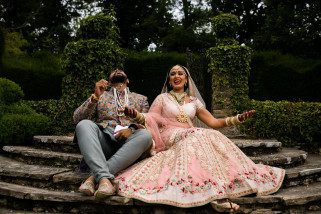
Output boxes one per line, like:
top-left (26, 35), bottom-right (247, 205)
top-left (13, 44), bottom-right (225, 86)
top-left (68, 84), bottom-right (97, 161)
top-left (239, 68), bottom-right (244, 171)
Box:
top-left (94, 178), bottom-right (116, 200)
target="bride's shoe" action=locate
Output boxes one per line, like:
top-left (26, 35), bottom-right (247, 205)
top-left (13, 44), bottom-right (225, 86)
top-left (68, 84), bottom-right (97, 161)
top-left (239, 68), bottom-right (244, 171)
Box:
top-left (211, 199), bottom-right (240, 213)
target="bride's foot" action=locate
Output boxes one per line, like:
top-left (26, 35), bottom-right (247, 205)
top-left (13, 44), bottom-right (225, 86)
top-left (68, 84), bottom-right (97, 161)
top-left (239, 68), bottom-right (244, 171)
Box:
top-left (211, 199), bottom-right (240, 213)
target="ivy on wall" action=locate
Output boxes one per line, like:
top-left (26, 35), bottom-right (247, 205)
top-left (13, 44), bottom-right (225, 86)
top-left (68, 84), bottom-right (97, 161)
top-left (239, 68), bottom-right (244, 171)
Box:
top-left (207, 13), bottom-right (252, 114)
top-left (52, 11), bottom-right (124, 133)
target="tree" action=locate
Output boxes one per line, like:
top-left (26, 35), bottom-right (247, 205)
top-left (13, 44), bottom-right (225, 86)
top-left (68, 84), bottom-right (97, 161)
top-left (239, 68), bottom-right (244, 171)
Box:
top-left (102, 0), bottom-right (174, 51)
top-left (0, 0), bottom-right (95, 53)
top-left (254, 0), bottom-right (321, 57)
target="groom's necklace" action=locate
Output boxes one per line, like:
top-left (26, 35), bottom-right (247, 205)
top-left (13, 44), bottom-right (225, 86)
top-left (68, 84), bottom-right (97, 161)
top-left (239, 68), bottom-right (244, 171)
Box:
top-left (169, 90), bottom-right (187, 105)
top-left (113, 87), bottom-right (129, 116)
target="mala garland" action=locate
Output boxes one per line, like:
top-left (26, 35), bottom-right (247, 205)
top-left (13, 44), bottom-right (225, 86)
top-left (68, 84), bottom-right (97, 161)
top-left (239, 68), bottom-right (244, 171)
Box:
top-left (113, 87), bottom-right (129, 117)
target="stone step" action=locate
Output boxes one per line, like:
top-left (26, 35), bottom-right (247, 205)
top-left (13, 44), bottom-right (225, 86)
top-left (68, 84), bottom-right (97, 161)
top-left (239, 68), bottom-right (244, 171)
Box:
top-left (2, 145), bottom-right (306, 171)
top-left (0, 181), bottom-right (134, 213)
top-left (33, 135), bottom-right (79, 153)
top-left (43, 154), bottom-right (318, 192)
top-left (250, 148), bottom-right (307, 168)
top-left (232, 138), bottom-right (281, 156)
top-left (2, 146), bottom-right (82, 168)
top-left (284, 154), bottom-right (321, 188)
top-left (33, 135), bottom-right (282, 156)
top-left (232, 181), bottom-right (321, 213)
top-left (1, 181), bottom-right (321, 213)
top-left (0, 155), bottom-right (82, 191)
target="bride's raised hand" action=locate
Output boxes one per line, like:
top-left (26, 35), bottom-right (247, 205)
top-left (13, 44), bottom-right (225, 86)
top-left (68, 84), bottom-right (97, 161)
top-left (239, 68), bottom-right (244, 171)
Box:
top-left (238, 110), bottom-right (256, 122)
top-left (124, 107), bottom-right (138, 118)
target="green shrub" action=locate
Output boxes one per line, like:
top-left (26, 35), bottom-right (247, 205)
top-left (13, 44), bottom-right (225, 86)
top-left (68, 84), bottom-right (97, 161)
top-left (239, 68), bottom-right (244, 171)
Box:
top-left (0, 113), bottom-right (50, 145)
top-left (207, 13), bottom-right (252, 114)
top-left (1, 53), bottom-right (63, 100)
top-left (0, 78), bottom-right (24, 104)
top-left (0, 78), bottom-right (51, 145)
top-left (55, 11), bottom-right (124, 133)
top-left (77, 12), bottom-right (118, 41)
top-left (250, 51), bottom-right (321, 102)
top-left (242, 100), bottom-right (321, 150)
top-left (211, 13), bottom-right (240, 44)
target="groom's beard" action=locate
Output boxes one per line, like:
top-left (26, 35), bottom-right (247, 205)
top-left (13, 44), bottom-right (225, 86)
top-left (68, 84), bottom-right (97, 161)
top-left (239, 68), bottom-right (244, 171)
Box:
top-left (110, 74), bottom-right (127, 84)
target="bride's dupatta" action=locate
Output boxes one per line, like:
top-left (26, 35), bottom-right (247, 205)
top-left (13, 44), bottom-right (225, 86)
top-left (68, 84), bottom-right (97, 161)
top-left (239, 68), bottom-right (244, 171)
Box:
top-left (143, 65), bottom-right (207, 154)
top-left (143, 94), bottom-right (191, 154)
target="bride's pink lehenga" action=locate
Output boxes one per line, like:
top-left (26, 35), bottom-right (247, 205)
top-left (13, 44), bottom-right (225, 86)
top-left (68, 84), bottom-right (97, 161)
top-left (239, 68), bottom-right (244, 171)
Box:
top-left (114, 93), bottom-right (285, 208)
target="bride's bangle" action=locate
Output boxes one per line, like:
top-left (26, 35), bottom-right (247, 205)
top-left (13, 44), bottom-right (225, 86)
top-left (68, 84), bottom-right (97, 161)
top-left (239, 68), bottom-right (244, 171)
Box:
top-left (225, 114), bottom-right (242, 126)
top-left (134, 111), bottom-right (145, 124)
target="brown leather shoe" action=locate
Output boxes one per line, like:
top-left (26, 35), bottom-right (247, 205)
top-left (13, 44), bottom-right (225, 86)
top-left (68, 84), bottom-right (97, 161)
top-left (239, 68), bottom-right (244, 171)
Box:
top-left (94, 178), bottom-right (116, 200)
top-left (79, 180), bottom-right (95, 196)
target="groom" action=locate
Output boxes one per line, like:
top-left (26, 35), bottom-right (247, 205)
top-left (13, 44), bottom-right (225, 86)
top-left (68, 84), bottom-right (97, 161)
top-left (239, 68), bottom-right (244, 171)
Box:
top-left (73, 69), bottom-right (152, 199)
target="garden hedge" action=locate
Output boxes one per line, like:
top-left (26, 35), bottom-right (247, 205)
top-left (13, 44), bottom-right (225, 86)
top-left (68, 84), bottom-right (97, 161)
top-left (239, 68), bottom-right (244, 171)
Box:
top-left (0, 78), bottom-right (50, 145)
top-left (243, 100), bottom-right (321, 150)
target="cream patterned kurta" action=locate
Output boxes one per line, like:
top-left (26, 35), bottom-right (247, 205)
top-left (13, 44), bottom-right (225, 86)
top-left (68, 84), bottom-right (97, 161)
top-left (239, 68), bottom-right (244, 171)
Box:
top-left (73, 88), bottom-right (149, 127)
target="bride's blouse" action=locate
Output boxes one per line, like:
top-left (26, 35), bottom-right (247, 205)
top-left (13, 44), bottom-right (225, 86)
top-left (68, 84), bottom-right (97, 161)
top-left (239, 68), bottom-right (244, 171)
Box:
top-left (154, 93), bottom-right (204, 120)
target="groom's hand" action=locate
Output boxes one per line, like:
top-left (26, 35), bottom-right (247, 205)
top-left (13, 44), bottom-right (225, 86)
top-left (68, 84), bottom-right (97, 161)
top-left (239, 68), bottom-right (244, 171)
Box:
top-left (124, 107), bottom-right (137, 118)
top-left (114, 128), bottom-right (133, 141)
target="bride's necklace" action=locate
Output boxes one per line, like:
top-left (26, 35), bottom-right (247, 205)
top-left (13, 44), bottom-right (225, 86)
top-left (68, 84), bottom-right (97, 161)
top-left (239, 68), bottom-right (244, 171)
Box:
top-left (169, 90), bottom-right (187, 105)
top-left (113, 87), bottom-right (129, 116)
top-left (169, 90), bottom-right (189, 123)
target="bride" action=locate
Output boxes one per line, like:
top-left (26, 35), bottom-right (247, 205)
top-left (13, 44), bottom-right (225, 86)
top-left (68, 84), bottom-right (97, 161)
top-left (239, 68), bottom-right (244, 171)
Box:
top-left (114, 65), bottom-right (285, 212)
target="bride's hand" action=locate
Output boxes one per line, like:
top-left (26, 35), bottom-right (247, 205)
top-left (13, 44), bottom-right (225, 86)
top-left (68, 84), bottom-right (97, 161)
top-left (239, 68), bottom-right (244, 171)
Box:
top-left (238, 110), bottom-right (256, 122)
top-left (124, 107), bottom-right (138, 118)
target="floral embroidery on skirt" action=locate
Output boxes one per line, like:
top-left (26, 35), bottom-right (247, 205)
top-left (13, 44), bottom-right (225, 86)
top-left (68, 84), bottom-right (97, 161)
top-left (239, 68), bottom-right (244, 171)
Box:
top-left (114, 128), bottom-right (285, 208)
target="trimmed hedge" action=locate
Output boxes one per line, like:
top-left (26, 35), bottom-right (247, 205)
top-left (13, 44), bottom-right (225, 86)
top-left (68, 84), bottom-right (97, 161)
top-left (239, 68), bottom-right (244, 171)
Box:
top-left (77, 12), bottom-right (118, 40)
top-left (242, 100), bottom-right (321, 150)
top-left (0, 112), bottom-right (50, 145)
top-left (207, 13), bottom-right (252, 114)
top-left (1, 53), bottom-right (63, 100)
top-left (54, 11), bottom-right (124, 133)
top-left (250, 51), bottom-right (321, 102)
top-left (0, 78), bottom-right (50, 145)
top-left (0, 78), bottom-right (24, 104)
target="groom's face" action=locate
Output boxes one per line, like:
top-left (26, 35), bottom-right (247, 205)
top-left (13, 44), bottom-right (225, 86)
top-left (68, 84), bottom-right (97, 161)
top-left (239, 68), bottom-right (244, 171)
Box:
top-left (109, 69), bottom-right (128, 84)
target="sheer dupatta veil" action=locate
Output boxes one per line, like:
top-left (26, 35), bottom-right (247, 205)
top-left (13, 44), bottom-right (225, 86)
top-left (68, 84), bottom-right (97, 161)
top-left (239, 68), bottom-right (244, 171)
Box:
top-left (145, 65), bottom-right (208, 153)
top-left (161, 65), bottom-right (207, 128)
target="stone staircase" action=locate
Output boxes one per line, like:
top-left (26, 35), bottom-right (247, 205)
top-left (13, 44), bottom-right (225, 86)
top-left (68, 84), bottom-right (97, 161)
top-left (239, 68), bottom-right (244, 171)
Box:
top-left (0, 135), bottom-right (321, 213)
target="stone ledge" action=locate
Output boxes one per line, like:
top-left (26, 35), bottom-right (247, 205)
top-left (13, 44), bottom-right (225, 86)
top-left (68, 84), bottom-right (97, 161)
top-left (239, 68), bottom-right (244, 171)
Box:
top-left (2, 146), bottom-right (82, 167)
top-left (0, 156), bottom-right (71, 180)
top-left (1, 181), bottom-right (321, 213)
top-left (0, 181), bottom-right (132, 205)
top-left (231, 182), bottom-right (321, 210)
top-left (250, 148), bottom-right (307, 168)
top-left (33, 135), bottom-right (283, 156)
top-left (232, 139), bottom-right (281, 148)
top-left (33, 135), bottom-right (74, 145)
top-left (284, 154), bottom-right (321, 187)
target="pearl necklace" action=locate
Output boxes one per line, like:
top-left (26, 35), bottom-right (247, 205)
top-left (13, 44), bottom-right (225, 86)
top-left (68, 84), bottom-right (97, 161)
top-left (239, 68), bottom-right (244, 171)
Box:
top-left (169, 90), bottom-right (187, 105)
top-left (113, 87), bottom-right (129, 116)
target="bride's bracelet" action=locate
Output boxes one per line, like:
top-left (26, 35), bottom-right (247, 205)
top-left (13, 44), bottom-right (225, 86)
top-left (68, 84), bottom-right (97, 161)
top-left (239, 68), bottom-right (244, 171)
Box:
top-left (134, 111), bottom-right (145, 125)
top-left (225, 114), bottom-right (242, 126)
